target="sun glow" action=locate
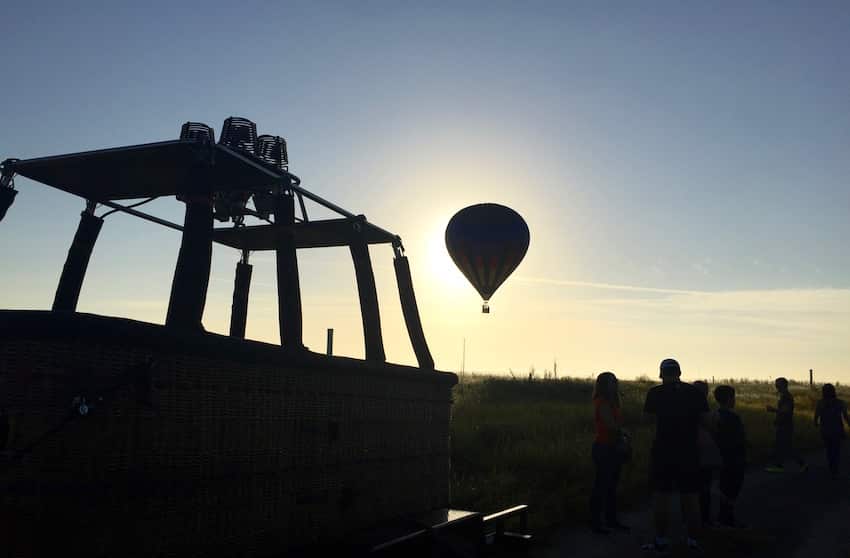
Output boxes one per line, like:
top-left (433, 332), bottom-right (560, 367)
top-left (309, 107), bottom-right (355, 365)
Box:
top-left (425, 220), bottom-right (473, 294)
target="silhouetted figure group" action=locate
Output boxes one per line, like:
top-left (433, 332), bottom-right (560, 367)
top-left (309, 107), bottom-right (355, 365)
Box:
top-left (589, 360), bottom-right (850, 554)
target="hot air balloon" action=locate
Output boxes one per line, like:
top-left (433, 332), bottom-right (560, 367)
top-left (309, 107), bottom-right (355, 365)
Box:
top-left (445, 203), bottom-right (530, 313)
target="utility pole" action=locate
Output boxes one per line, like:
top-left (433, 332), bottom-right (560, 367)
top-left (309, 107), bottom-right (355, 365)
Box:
top-left (326, 328), bottom-right (334, 356)
top-left (459, 338), bottom-right (466, 394)
top-left (461, 338), bottom-right (466, 376)
top-left (810, 369), bottom-right (813, 389)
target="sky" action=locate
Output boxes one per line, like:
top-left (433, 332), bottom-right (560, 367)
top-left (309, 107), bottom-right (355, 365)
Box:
top-left (1, 1), bottom-right (848, 382)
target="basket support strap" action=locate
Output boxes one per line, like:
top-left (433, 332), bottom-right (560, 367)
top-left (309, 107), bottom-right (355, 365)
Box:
top-left (275, 190), bottom-right (304, 349)
top-left (394, 254), bottom-right (434, 370)
top-left (165, 196), bottom-right (213, 330)
top-left (229, 259), bottom-right (252, 339)
top-left (52, 209), bottom-right (104, 312)
top-left (350, 225), bottom-right (385, 362)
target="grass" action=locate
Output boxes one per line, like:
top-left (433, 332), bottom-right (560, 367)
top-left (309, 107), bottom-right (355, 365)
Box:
top-left (449, 374), bottom-right (842, 531)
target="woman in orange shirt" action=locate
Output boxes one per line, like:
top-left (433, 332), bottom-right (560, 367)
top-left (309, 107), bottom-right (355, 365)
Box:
top-left (590, 371), bottom-right (628, 534)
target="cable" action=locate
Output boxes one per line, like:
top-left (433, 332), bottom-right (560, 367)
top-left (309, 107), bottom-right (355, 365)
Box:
top-left (100, 197), bottom-right (158, 219)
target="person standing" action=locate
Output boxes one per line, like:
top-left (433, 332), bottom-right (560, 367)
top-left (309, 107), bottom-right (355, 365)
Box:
top-left (693, 380), bottom-right (721, 527)
top-left (590, 371), bottom-right (629, 534)
top-left (814, 383), bottom-right (850, 479)
top-left (765, 377), bottom-right (808, 473)
top-left (713, 385), bottom-right (747, 527)
top-left (642, 359), bottom-right (709, 554)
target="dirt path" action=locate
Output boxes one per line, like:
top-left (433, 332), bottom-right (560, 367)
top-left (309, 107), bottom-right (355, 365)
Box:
top-left (531, 443), bottom-right (850, 558)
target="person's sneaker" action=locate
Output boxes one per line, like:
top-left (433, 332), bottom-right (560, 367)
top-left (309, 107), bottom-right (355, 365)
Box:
top-left (641, 537), bottom-right (670, 554)
top-left (764, 465), bottom-right (785, 473)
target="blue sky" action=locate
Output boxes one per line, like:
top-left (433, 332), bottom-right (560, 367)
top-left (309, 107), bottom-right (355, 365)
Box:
top-left (1, 1), bottom-right (848, 381)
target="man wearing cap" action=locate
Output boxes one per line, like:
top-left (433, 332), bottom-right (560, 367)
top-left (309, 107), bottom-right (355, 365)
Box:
top-left (642, 358), bottom-right (709, 554)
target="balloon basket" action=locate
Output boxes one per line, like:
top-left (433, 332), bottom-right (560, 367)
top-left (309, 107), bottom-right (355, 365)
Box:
top-left (482, 301), bottom-right (490, 314)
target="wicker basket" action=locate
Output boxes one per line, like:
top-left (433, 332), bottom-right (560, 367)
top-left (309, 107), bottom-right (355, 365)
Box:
top-left (0, 310), bottom-right (456, 557)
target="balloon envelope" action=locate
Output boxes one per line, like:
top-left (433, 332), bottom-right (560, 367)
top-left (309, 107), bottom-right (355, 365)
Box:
top-left (445, 204), bottom-right (530, 310)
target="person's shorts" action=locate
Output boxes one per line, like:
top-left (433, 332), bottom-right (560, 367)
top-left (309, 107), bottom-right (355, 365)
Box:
top-left (650, 456), bottom-right (701, 493)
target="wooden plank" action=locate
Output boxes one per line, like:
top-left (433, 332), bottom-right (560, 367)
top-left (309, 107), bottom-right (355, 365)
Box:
top-left (416, 508), bottom-right (481, 529)
top-left (483, 504), bottom-right (528, 523)
top-left (370, 529), bottom-right (428, 552)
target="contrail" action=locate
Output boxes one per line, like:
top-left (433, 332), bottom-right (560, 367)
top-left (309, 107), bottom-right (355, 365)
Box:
top-left (515, 276), bottom-right (703, 296)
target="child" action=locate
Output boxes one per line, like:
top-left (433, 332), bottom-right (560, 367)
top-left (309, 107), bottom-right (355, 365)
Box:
top-left (713, 385), bottom-right (747, 527)
top-left (693, 381), bottom-right (721, 526)
top-left (814, 383), bottom-right (850, 479)
top-left (765, 377), bottom-right (807, 472)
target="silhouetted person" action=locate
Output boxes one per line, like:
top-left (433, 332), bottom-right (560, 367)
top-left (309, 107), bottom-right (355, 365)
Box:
top-left (642, 359), bottom-right (708, 554)
top-left (590, 371), bottom-right (629, 534)
top-left (765, 378), bottom-right (808, 473)
top-left (713, 385), bottom-right (747, 527)
top-left (814, 383), bottom-right (850, 479)
top-left (693, 380), bottom-right (721, 527)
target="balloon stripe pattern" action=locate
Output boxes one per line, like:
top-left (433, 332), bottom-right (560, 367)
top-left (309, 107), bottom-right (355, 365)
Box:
top-left (445, 203), bottom-right (530, 308)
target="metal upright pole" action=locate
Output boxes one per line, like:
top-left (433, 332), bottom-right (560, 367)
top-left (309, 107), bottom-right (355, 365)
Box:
top-left (462, 338), bottom-right (466, 375)
top-left (326, 328), bottom-right (334, 356)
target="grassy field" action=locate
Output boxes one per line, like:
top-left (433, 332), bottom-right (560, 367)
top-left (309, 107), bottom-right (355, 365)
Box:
top-left (449, 374), bottom-right (843, 531)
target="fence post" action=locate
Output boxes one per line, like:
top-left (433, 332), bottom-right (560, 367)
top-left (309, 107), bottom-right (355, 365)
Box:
top-left (327, 328), bottom-right (334, 356)
top-left (809, 369), bottom-right (813, 389)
